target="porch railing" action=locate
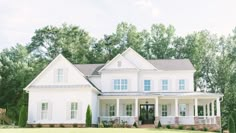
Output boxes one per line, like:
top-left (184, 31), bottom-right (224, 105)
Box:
top-left (198, 116), bottom-right (216, 124)
top-left (99, 116), bottom-right (135, 125)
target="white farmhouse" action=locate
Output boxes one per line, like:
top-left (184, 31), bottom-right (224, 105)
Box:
top-left (24, 48), bottom-right (223, 129)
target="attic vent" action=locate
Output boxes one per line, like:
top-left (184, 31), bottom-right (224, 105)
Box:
top-left (117, 61), bottom-right (122, 67)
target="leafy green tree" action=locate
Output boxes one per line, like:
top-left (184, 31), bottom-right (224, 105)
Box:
top-left (86, 105), bottom-right (92, 127)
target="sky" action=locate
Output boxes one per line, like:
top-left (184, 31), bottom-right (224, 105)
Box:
top-left (0, 0), bottom-right (236, 50)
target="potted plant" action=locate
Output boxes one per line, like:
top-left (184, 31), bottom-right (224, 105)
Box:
top-left (138, 116), bottom-right (143, 125)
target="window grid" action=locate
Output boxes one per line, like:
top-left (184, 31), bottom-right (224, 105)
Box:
top-left (57, 68), bottom-right (63, 82)
top-left (41, 103), bottom-right (48, 120)
top-left (179, 104), bottom-right (186, 116)
top-left (126, 104), bottom-right (132, 116)
top-left (113, 79), bottom-right (127, 90)
top-left (162, 80), bottom-right (168, 90)
top-left (109, 105), bottom-right (115, 116)
top-left (179, 80), bottom-right (185, 90)
top-left (114, 80), bottom-right (120, 90)
top-left (70, 102), bottom-right (78, 119)
top-left (144, 80), bottom-right (151, 91)
top-left (121, 79), bottom-right (127, 90)
top-left (162, 105), bottom-right (167, 116)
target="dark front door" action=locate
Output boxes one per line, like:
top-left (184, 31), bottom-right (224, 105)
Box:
top-left (140, 104), bottom-right (155, 124)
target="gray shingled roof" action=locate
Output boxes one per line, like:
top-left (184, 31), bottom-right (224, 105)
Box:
top-left (74, 59), bottom-right (195, 76)
top-left (148, 59), bottom-right (195, 71)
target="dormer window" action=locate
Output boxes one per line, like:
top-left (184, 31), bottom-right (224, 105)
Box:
top-left (57, 68), bottom-right (64, 82)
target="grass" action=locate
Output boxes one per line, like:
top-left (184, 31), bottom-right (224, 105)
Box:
top-left (0, 128), bottom-right (215, 133)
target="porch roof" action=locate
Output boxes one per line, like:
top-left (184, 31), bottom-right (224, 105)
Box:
top-left (99, 92), bottom-right (223, 97)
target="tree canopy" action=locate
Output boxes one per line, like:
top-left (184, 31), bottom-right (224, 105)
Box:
top-left (0, 23), bottom-right (236, 128)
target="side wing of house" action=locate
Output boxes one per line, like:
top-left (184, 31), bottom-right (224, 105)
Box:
top-left (25, 54), bottom-right (99, 125)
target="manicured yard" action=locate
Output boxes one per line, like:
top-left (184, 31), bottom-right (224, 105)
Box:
top-left (0, 128), bottom-right (215, 133)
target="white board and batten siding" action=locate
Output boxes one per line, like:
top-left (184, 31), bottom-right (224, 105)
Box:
top-left (26, 55), bottom-right (99, 124)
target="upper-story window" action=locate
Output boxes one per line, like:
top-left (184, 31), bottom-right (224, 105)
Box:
top-left (57, 68), bottom-right (64, 82)
top-left (41, 102), bottom-right (48, 120)
top-left (144, 80), bottom-right (151, 91)
top-left (179, 80), bottom-right (185, 90)
top-left (162, 80), bottom-right (168, 90)
top-left (113, 79), bottom-right (128, 90)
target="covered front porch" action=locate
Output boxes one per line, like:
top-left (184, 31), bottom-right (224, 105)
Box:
top-left (98, 93), bottom-right (222, 127)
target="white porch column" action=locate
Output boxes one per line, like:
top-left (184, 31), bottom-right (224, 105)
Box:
top-left (116, 98), bottom-right (119, 117)
top-left (211, 100), bottom-right (215, 116)
top-left (203, 104), bottom-right (206, 118)
top-left (175, 98), bottom-right (178, 116)
top-left (207, 103), bottom-right (210, 116)
top-left (194, 98), bottom-right (198, 116)
top-left (216, 98), bottom-right (221, 116)
top-left (155, 97), bottom-right (159, 117)
top-left (135, 98), bottom-right (138, 117)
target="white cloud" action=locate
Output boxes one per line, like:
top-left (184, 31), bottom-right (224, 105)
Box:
top-left (135, 0), bottom-right (160, 18)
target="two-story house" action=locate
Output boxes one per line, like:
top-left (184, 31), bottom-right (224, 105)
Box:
top-left (24, 48), bottom-right (223, 129)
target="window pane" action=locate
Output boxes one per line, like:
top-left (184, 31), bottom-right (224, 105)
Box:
top-left (121, 79), bottom-right (127, 90)
top-left (144, 80), bottom-right (151, 91)
top-left (179, 80), bottom-right (185, 90)
top-left (162, 80), bottom-right (168, 90)
top-left (114, 79), bottom-right (120, 90)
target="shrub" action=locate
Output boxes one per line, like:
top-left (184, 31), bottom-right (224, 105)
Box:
top-left (86, 105), bottom-right (92, 127)
top-left (112, 123), bottom-right (120, 128)
top-left (229, 115), bottom-right (235, 133)
top-left (203, 127), bottom-right (208, 131)
top-left (49, 124), bottom-right (54, 127)
top-left (73, 123), bottom-right (77, 127)
top-left (36, 124), bottom-right (42, 128)
top-left (178, 125), bottom-right (184, 130)
top-left (133, 122), bottom-right (138, 128)
top-left (157, 121), bottom-right (162, 128)
top-left (18, 105), bottom-right (27, 127)
top-left (98, 122), bottom-right (104, 128)
top-left (166, 125), bottom-right (171, 129)
top-left (191, 126), bottom-right (195, 130)
top-left (59, 124), bottom-right (64, 128)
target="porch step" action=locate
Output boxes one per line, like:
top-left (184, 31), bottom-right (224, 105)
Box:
top-left (139, 124), bottom-right (155, 128)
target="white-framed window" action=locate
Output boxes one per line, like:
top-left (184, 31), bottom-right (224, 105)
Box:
top-left (162, 80), bottom-right (168, 90)
top-left (113, 79), bottom-right (128, 90)
top-left (114, 79), bottom-right (120, 90)
top-left (161, 104), bottom-right (167, 116)
top-left (121, 79), bottom-right (128, 90)
top-left (179, 104), bottom-right (186, 116)
top-left (144, 80), bottom-right (151, 91)
top-left (126, 104), bottom-right (132, 116)
top-left (57, 68), bottom-right (64, 82)
top-left (41, 102), bottom-right (48, 120)
top-left (179, 80), bottom-right (185, 90)
top-left (109, 104), bottom-right (115, 116)
top-left (70, 102), bottom-right (78, 119)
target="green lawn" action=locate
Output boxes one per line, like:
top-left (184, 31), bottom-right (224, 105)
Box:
top-left (0, 128), bottom-right (215, 133)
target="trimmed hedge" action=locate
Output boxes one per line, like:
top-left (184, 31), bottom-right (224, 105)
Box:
top-left (86, 105), bottom-right (92, 127)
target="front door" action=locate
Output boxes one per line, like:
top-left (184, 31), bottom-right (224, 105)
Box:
top-left (140, 104), bottom-right (155, 124)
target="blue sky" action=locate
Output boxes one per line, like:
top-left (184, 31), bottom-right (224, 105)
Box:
top-left (0, 0), bottom-right (236, 50)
